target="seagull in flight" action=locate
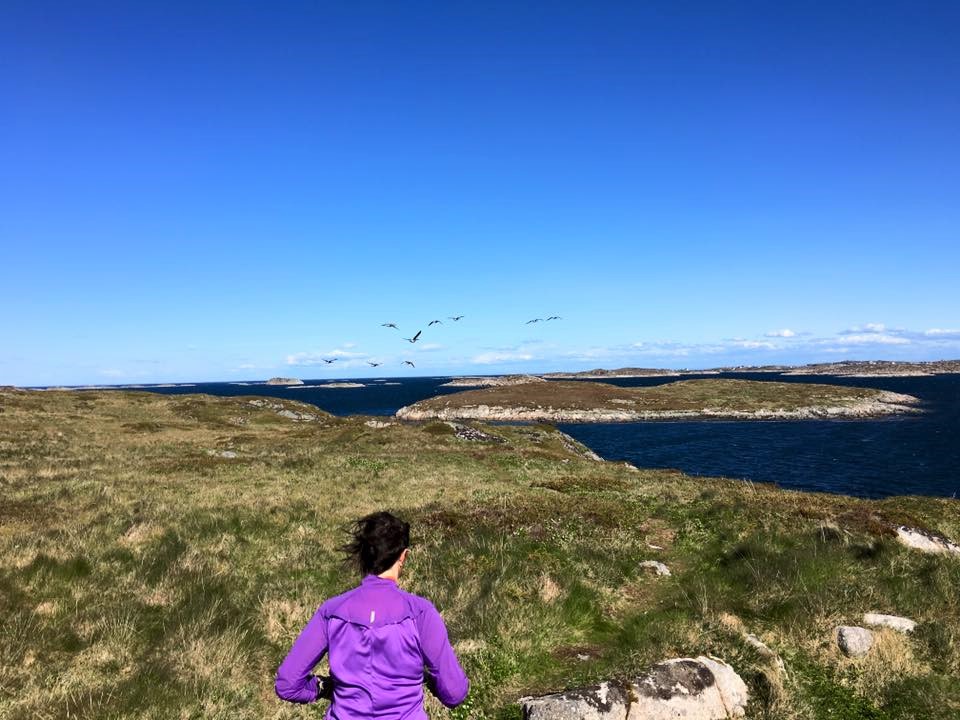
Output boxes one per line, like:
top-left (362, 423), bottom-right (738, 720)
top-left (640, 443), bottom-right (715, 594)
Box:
top-left (546, 316), bottom-right (562, 321)
top-left (403, 330), bottom-right (422, 343)
top-left (367, 362), bottom-right (381, 367)
top-left (526, 318), bottom-right (543, 324)
top-left (323, 358), bottom-right (337, 364)
top-left (448, 315), bottom-right (464, 321)
top-left (428, 319), bottom-right (443, 326)
top-left (403, 360), bottom-right (416, 368)
top-left (381, 323), bottom-right (398, 329)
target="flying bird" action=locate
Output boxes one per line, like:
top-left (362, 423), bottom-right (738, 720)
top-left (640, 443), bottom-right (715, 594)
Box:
top-left (546, 316), bottom-right (562, 321)
top-left (526, 318), bottom-right (543, 324)
top-left (367, 362), bottom-right (381, 367)
top-left (403, 330), bottom-right (422, 343)
top-left (323, 358), bottom-right (337, 364)
top-left (448, 315), bottom-right (464, 321)
top-left (381, 323), bottom-right (398, 329)
top-left (403, 360), bottom-right (416, 368)
top-left (428, 320), bottom-right (443, 326)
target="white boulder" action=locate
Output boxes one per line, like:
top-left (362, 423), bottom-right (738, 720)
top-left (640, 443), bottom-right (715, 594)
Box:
top-left (522, 657), bottom-right (749, 720)
top-left (863, 613), bottom-right (917, 633)
top-left (895, 526), bottom-right (960, 556)
top-left (639, 560), bottom-right (671, 577)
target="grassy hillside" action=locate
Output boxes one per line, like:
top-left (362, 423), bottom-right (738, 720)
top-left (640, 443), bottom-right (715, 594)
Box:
top-left (1, 388), bottom-right (958, 719)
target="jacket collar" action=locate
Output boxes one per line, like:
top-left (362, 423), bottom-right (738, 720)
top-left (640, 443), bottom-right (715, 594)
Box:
top-left (362, 574), bottom-right (398, 586)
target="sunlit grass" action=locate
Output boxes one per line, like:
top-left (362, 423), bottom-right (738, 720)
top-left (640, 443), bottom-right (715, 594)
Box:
top-left (0, 388), bottom-right (957, 719)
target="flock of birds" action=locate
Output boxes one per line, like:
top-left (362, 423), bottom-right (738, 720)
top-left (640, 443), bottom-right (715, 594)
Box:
top-left (315, 315), bottom-right (562, 369)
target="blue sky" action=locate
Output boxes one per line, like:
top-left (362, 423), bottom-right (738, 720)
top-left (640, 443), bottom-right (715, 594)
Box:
top-left (3, 1), bottom-right (959, 385)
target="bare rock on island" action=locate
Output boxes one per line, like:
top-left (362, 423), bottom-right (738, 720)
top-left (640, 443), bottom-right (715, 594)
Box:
top-left (441, 375), bottom-right (546, 387)
top-left (522, 657), bottom-right (748, 720)
top-left (266, 377), bottom-right (303, 385)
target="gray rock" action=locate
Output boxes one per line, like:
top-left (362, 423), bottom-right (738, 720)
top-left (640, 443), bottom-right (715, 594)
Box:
top-left (835, 626), bottom-right (874, 656)
top-left (521, 657), bottom-right (748, 720)
top-left (895, 526), bottom-right (960, 556)
top-left (863, 613), bottom-right (917, 633)
top-left (639, 560), bottom-right (671, 577)
top-left (277, 409), bottom-right (317, 422)
top-left (522, 681), bottom-right (628, 720)
top-left (219, 450), bottom-right (237, 459)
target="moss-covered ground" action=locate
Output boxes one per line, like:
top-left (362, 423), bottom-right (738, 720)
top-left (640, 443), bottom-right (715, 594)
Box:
top-left (0, 389), bottom-right (957, 719)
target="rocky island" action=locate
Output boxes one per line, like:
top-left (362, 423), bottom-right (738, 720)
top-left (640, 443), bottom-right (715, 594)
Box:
top-left (396, 378), bottom-right (921, 422)
top-left (541, 367), bottom-right (680, 379)
top-left (265, 376), bottom-right (303, 385)
top-left (441, 374), bottom-right (546, 387)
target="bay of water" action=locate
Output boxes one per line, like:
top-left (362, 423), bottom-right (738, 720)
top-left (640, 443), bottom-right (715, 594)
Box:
top-left (107, 373), bottom-right (960, 500)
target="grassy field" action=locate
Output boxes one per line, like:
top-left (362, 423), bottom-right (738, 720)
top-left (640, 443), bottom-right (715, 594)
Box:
top-left (1, 388), bottom-right (958, 719)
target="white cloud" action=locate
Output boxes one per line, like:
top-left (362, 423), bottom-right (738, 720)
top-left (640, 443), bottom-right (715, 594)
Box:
top-left (472, 351), bottom-right (536, 364)
top-left (286, 349), bottom-right (366, 366)
top-left (844, 322), bottom-right (887, 334)
top-left (838, 334), bottom-right (910, 346)
top-left (764, 329), bottom-right (796, 338)
top-left (924, 328), bottom-right (960, 337)
top-left (730, 340), bottom-right (777, 350)
top-left (417, 343), bottom-right (444, 352)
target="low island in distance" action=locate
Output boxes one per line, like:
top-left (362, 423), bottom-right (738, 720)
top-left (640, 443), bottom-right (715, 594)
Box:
top-left (265, 377), bottom-right (303, 385)
top-left (396, 378), bottom-right (922, 423)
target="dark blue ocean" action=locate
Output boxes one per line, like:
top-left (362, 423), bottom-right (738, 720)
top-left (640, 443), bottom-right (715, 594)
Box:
top-left (105, 373), bottom-right (960, 500)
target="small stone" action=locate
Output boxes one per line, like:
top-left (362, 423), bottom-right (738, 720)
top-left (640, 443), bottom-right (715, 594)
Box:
top-left (364, 420), bottom-right (393, 429)
top-left (835, 626), bottom-right (874, 657)
top-left (744, 634), bottom-right (787, 675)
top-left (639, 560), bottom-right (671, 576)
top-left (895, 526), bottom-right (960, 556)
top-left (219, 450), bottom-right (237, 459)
top-left (863, 613), bottom-right (917, 633)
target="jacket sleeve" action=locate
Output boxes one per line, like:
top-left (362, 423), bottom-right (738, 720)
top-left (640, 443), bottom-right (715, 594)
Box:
top-left (418, 600), bottom-right (469, 707)
top-left (275, 604), bottom-right (328, 704)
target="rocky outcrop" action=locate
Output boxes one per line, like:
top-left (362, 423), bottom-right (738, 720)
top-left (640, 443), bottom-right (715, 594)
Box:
top-left (266, 377), bottom-right (303, 385)
top-left (835, 626), bottom-right (874, 657)
top-left (521, 657), bottom-right (748, 720)
top-left (445, 422), bottom-right (505, 443)
top-left (895, 526), bottom-right (960, 556)
top-left (246, 399), bottom-right (321, 422)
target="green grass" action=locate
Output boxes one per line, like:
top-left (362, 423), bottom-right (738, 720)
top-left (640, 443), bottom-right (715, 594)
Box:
top-left (0, 388), bottom-right (958, 719)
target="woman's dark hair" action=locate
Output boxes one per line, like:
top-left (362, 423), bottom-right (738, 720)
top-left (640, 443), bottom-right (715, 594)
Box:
top-left (342, 511), bottom-right (410, 575)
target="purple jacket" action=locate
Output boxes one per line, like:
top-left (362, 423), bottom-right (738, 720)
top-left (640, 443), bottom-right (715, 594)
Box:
top-left (275, 575), bottom-right (469, 718)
